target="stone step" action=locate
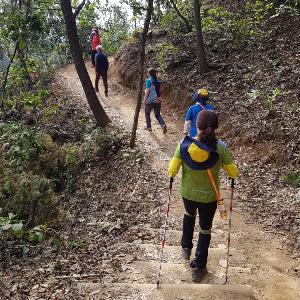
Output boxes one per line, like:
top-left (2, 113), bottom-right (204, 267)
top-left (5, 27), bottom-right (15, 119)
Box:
top-left (135, 243), bottom-right (245, 266)
top-left (117, 253), bottom-right (244, 285)
top-left (78, 283), bottom-right (255, 300)
top-left (105, 244), bottom-right (248, 285)
top-left (129, 226), bottom-right (230, 247)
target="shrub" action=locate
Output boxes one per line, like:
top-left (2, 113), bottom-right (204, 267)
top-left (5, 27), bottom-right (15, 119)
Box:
top-left (80, 128), bottom-right (122, 160)
top-left (0, 161), bottom-right (58, 225)
top-left (282, 171), bottom-right (300, 187)
top-left (156, 42), bottom-right (179, 72)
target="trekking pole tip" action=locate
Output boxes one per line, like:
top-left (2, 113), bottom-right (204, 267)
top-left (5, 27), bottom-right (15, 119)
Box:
top-left (169, 177), bottom-right (174, 190)
top-left (231, 178), bottom-right (235, 189)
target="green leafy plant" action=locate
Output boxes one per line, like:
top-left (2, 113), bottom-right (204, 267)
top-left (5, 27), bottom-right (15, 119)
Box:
top-left (0, 213), bottom-right (24, 238)
top-left (0, 213), bottom-right (47, 243)
top-left (0, 123), bottom-right (44, 170)
top-left (156, 42), bottom-right (179, 72)
top-left (246, 0), bottom-right (274, 24)
top-left (28, 224), bottom-right (47, 242)
top-left (266, 88), bottom-right (282, 111)
top-left (202, 6), bottom-right (232, 32)
top-left (281, 171), bottom-right (300, 187)
top-left (80, 128), bottom-right (122, 161)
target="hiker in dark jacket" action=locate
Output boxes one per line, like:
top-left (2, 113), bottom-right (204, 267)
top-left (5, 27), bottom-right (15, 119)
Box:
top-left (95, 45), bottom-right (109, 97)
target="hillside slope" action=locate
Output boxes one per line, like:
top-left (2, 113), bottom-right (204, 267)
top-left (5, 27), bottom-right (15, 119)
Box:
top-left (111, 10), bottom-right (300, 252)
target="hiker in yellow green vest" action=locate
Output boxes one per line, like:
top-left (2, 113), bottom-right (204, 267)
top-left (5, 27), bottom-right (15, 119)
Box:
top-left (168, 110), bottom-right (238, 282)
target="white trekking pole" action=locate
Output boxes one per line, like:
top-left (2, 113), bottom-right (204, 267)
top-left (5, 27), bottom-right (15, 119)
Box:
top-left (225, 178), bottom-right (235, 284)
top-left (156, 177), bottom-right (173, 289)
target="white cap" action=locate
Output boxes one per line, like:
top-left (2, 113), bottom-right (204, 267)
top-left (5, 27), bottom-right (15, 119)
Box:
top-left (96, 45), bottom-right (103, 51)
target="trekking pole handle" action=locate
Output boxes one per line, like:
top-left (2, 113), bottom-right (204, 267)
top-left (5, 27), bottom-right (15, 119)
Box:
top-left (169, 177), bottom-right (174, 190)
top-left (231, 178), bottom-right (235, 189)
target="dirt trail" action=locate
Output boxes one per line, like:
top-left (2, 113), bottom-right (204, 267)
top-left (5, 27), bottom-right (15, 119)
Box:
top-left (59, 64), bottom-right (300, 300)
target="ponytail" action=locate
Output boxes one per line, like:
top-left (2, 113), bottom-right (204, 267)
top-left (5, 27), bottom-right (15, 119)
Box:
top-left (198, 127), bottom-right (217, 150)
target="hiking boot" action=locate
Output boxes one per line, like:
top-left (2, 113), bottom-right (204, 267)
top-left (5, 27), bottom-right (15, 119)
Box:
top-left (162, 124), bottom-right (167, 134)
top-left (192, 267), bottom-right (207, 282)
top-left (144, 127), bottom-right (152, 131)
top-left (181, 248), bottom-right (192, 260)
top-left (105, 91), bottom-right (108, 97)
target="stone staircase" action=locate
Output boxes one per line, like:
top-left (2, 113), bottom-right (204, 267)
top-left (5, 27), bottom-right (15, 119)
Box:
top-left (78, 215), bottom-right (255, 299)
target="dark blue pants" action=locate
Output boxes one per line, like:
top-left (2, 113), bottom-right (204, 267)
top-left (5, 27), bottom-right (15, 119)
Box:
top-left (181, 198), bottom-right (217, 268)
top-left (95, 72), bottom-right (108, 93)
top-left (145, 103), bottom-right (165, 128)
top-left (91, 50), bottom-right (97, 66)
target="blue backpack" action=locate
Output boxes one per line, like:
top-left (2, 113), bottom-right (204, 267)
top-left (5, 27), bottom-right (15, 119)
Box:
top-left (146, 80), bottom-right (160, 104)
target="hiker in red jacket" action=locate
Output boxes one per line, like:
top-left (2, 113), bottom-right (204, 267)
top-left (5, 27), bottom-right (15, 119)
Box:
top-left (90, 27), bottom-right (101, 68)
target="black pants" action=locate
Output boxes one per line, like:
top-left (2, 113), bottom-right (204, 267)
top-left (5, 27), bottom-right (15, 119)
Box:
top-left (181, 198), bottom-right (217, 268)
top-left (95, 72), bottom-right (108, 94)
top-left (91, 50), bottom-right (97, 66)
top-left (145, 102), bottom-right (165, 128)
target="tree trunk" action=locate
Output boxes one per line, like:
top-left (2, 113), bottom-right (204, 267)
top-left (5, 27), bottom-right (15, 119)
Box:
top-left (193, 0), bottom-right (208, 74)
top-left (129, 0), bottom-right (154, 148)
top-left (60, 0), bottom-right (110, 127)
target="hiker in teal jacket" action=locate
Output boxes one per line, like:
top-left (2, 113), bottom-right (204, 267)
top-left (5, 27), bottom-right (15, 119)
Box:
top-left (144, 68), bottom-right (167, 134)
top-left (168, 110), bottom-right (238, 282)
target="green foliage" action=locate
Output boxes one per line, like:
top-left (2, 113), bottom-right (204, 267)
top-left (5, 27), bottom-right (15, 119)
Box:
top-left (77, 1), bottom-right (98, 56)
top-left (266, 88), bottom-right (282, 111)
top-left (246, 0), bottom-right (274, 23)
top-left (0, 0), bottom-right (70, 108)
top-left (0, 213), bottom-right (47, 243)
top-left (0, 124), bottom-right (66, 224)
top-left (0, 163), bottom-right (58, 224)
top-left (0, 124), bottom-right (124, 227)
top-left (101, 5), bottom-right (131, 55)
top-left (0, 123), bottom-right (44, 170)
top-left (160, 1), bottom-right (193, 35)
top-left (282, 171), bottom-right (300, 187)
top-left (80, 128), bottom-right (122, 160)
top-left (200, 5), bottom-right (257, 48)
top-left (0, 213), bottom-right (24, 238)
top-left (201, 6), bottom-right (232, 32)
top-left (156, 42), bottom-right (179, 72)
top-left (28, 224), bottom-right (47, 242)
top-left (247, 89), bottom-right (261, 101)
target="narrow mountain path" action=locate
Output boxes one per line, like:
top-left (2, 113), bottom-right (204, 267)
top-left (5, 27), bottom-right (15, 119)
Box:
top-left (59, 63), bottom-right (300, 300)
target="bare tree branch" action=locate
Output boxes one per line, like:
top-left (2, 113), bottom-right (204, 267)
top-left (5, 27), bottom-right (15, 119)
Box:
top-left (169, 0), bottom-right (192, 32)
top-left (1, 39), bottom-right (20, 98)
top-left (73, 0), bottom-right (86, 17)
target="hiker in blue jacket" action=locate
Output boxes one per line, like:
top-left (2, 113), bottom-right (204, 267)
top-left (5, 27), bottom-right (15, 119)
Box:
top-left (144, 68), bottom-right (167, 134)
top-left (95, 45), bottom-right (109, 97)
top-left (184, 89), bottom-right (215, 137)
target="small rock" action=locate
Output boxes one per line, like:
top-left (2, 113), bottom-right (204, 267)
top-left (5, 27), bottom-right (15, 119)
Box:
top-left (219, 259), bottom-right (227, 268)
top-left (217, 243), bottom-right (227, 249)
top-left (124, 254), bottom-right (134, 263)
top-left (102, 275), bottom-right (114, 283)
top-left (294, 235), bottom-right (300, 249)
top-left (31, 284), bottom-right (39, 291)
top-left (295, 190), bottom-right (300, 203)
